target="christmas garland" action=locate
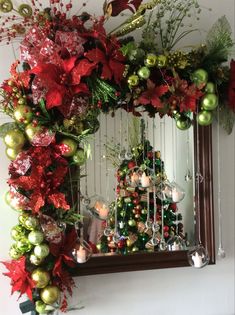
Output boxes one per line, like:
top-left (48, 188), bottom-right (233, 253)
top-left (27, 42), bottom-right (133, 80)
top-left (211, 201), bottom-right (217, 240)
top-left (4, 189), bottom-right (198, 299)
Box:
top-left (0, 0), bottom-right (234, 313)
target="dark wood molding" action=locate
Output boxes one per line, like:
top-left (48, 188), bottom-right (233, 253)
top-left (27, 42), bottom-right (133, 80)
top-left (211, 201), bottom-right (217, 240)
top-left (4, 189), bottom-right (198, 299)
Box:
top-left (72, 123), bottom-right (215, 277)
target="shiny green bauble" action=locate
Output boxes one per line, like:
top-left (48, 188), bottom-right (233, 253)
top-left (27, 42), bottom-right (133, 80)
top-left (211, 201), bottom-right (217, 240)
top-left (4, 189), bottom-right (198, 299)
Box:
top-left (24, 216), bottom-right (39, 230)
top-left (5, 147), bottom-right (21, 160)
top-left (18, 212), bottom-right (29, 225)
top-left (175, 115), bottom-right (192, 130)
top-left (191, 68), bottom-right (208, 85)
top-left (144, 53), bottom-right (157, 67)
top-left (60, 138), bottom-right (77, 157)
top-left (30, 254), bottom-right (44, 266)
top-left (127, 74), bottom-right (139, 87)
top-left (25, 123), bottom-right (42, 141)
top-left (157, 54), bottom-right (167, 68)
top-left (16, 237), bottom-right (33, 253)
top-left (35, 300), bottom-right (50, 314)
top-left (4, 129), bottom-right (25, 149)
top-left (40, 285), bottom-right (60, 305)
top-left (201, 93), bottom-right (218, 111)
top-left (9, 244), bottom-right (23, 260)
top-left (137, 66), bottom-right (150, 80)
top-left (197, 110), bottom-right (213, 126)
top-left (11, 225), bottom-right (26, 241)
top-left (205, 82), bottom-right (215, 94)
top-left (31, 268), bottom-right (50, 288)
top-left (34, 243), bottom-right (50, 259)
top-left (128, 219), bottom-right (136, 227)
top-left (73, 148), bottom-right (86, 165)
top-left (14, 105), bottom-right (33, 124)
top-left (28, 230), bottom-right (44, 245)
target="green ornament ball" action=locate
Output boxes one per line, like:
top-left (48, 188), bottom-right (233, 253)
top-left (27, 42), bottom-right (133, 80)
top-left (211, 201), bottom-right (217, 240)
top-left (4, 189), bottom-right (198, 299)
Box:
top-left (4, 129), bottom-right (25, 149)
top-left (60, 138), bottom-right (78, 157)
top-left (24, 216), bottom-right (39, 230)
top-left (128, 219), bottom-right (136, 227)
top-left (137, 66), bottom-right (150, 80)
top-left (175, 115), bottom-right (192, 130)
top-left (11, 225), bottom-right (26, 241)
top-left (73, 148), bottom-right (86, 165)
top-left (192, 68), bottom-right (208, 85)
top-left (201, 93), bottom-right (218, 111)
top-left (14, 105), bottom-right (33, 124)
top-left (157, 54), bottom-right (167, 68)
top-left (25, 123), bottom-right (42, 141)
top-left (197, 110), bottom-right (213, 126)
top-left (205, 82), bottom-right (215, 94)
top-left (127, 74), bottom-right (139, 87)
top-left (28, 230), bottom-right (44, 245)
top-left (34, 243), bottom-right (50, 259)
top-left (5, 147), bottom-right (21, 160)
top-left (35, 300), bottom-right (50, 314)
top-left (16, 237), bottom-right (33, 253)
top-left (9, 244), bottom-right (23, 260)
top-left (144, 53), bottom-right (157, 67)
top-left (30, 254), bottom-right (44, 266)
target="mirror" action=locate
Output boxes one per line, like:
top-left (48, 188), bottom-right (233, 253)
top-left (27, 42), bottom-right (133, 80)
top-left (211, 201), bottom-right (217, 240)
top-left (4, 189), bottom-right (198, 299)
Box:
top-left (71, 112), bottom-right (215, 276)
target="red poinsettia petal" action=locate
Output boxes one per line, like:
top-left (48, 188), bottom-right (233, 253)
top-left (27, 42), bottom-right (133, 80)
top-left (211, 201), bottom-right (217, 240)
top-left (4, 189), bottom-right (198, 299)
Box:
top-left (137, 92), bottom-right (153, 105)
top-left (151, 97), bottom-right (163, 108)
top-left (108, 0), bottom-right (134, 16)
top-left (71, 59), bottom-right (97, 85)
top-left (62, 56), bottom-right (77, 73)
top-left (47, 192), bottom-right (70, 210)
top-left (85, 48), bottom-right (106, 64)
top-left (72, 83), bottom-right (89, 95)
top-left (101, 63), bottom-right (112, 80)
top-left (109, 59), bottom-right (125, 84)
top-left (155, 85), bottom-right (169, 97)
top-left (29, 192), bottom-right (45, 213)
top-left (46, 88), bottom-right (64, 109)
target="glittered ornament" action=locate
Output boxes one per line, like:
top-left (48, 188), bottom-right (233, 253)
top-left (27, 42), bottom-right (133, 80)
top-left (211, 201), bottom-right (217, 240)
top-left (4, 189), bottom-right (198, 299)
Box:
top-left (175, 115), bottom-right (192, 130)
top-left (31, 268), bottom-right (50, 288)
top-left (14, 105), bottom-right (33, 124)
top-left (60, 138), bottom-right (78, 157)
top-left (5, 147), bottom-right (21, 160)
top-left (144, 53), bottom-right (157, 67)
top-left (29, 254), bottom-right (44, 266)
top-left (73, 148), bottom-right (86, 165)
top-left (137, 66), bottom-right (150, 79)
top-left (4, 129), bottom-right (25, 149)
top-left (127, 74), bottom-right (139, 87)
top-left (24, 216), bottom-right (39, 230)
top-left (11, 225), bottom-right (26, 241)
top-left (40, 285), bottom-right (60, 305)
top-left (16, 237), bottom-right (33, 253)
top-left (201, 93), bottom-right (218, 111)
top-left (191, 68), bottom-right (208, 86)
top-left (28, 230), bottom-right (44, 245)
top-left (9, 244), bottom-right (22, 260)
top-left (197, 110), bottom-right (213, 126)
top-left (34, 243), bottom-right (50, 259)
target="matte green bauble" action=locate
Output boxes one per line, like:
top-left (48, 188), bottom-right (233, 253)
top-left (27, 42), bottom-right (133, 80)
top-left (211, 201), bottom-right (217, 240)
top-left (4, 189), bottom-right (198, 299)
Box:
top-left (137, 66), bottom-right (150, 79)
top-left (31, 268), bottom-right (50, 288)
top-left (14, 105), bottom-right (33, 124)
top-left (73, 148), bottom-right (86, 165)
top-left (40, 285), bottom-right (60, 305)
top-left (16, 237), bottom-right (33, 252)
top-left (28, 230), bottom-right (44, 245)
top-left (128, 219), bottom-right (136, 227)
top-left (144, 53), bottom-right (157, 67)
top-left (127, 74), bottom-right (139, 87)
top-left (35, 300), bottom-right (50, 314)
top-left (4, 129), bottom-right (25, 149)
top-left (157, 54), bottom-right (167, 68)
top-left (197, 110), bottom-right (213, 126)
top-left (11, 225), bottom-right (26, 241)
top-left (30, 254), bottom-right (44, 266)
top-left (34, 244), bottom-right (50, 259)
top-left (205, 82), bottom-right (215, 94)
top-left (5, 147), bottom-right (21, 160)
top-left (60, 138), bottom-right (77, 157)
top-left (9, 244), bottom-right (23, 260)
top-left (175, 115), bottom-right (192, 130)
top-left (24, 216), bottom-right (39, 230)
top-left (25, 123), bottom-right (42, 141)
top-left (191, 68), bottom-right (208, 85)
top-left (201, 93), bottom-right (218, 111)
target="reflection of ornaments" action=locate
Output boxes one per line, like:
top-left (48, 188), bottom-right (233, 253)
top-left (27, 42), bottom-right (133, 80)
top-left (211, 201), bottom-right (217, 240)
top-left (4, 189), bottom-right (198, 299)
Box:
top-left (4, 129), bottom-right (25, 149)
top-left (34, 244), bottom-right (50, 259)
top-left (197, 110), bottom-right (213, 126)
top-left (175, 115), bottom-right (192, 130)
top-left (40, 285), bottom-right (60, 305)
top-left (73, 148), bottom-right (86, 165)
top-left (167, 235), bottom-right (186, 251)
top-left (137, 66), bottom-right (150, 79)
top-left (31, 268), bottom-right (50, 288)
top-left (144, 53), bottom-right (157, 67)
top-left (13, 105), bottom-right (33, 124)
top-left (201, 93), bottom-right (218, 111)
top-left (28, 230), bottom-right (44, 245)
top-left (60, 138), bottom-right (77, 157)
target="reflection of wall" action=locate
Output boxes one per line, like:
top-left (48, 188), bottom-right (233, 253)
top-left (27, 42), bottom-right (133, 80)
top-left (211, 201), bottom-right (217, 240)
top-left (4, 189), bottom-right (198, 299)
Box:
top-left (82, 111), bottom-right (195, 244)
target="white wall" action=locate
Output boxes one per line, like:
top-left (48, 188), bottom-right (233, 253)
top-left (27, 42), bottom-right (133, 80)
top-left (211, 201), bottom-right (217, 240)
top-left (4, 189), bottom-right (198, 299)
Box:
top-left (0, 1), bottom-right (234, 315)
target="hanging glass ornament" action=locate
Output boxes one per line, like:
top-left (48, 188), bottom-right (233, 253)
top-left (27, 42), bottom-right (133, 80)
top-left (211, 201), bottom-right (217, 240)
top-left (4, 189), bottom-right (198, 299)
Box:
top-left (170, 181), bottom-right (185, 203)
top-left (72, 238), bottom-right (92, 264)
top-left (126, 166), bottom-right (154, 189)
top-left (156, 180), bottom-right (173, 202)
top-left (187, 244), bottom-right (209, 268)
top-left (167, 235), bottom-right (186, 251)
top-left (88, 196), bottom-right (110, 220)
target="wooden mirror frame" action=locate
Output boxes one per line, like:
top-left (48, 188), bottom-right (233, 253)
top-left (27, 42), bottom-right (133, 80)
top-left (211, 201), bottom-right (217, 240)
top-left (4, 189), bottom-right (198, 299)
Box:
top-left (71, 123), bottom-right (215, 277)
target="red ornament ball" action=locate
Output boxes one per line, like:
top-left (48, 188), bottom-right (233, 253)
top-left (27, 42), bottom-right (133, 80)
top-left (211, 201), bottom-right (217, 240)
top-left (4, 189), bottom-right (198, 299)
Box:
top-left (128, 161), bottom-right (136, 169)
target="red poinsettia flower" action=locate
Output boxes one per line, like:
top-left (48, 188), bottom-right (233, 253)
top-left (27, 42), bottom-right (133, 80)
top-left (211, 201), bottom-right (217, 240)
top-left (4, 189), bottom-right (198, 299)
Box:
top-left (169, 75), bottom-right (203, 112)
top-left (1, 257), bottom-right (35, 300)
top-left (228, 59), bottom-right (235, 112)
top-left (136, 79), bottom-right (169, 108)
top-left (104, 0), bottom-right (143, 16)
top-left (8, 146), bottom-right (70, 213)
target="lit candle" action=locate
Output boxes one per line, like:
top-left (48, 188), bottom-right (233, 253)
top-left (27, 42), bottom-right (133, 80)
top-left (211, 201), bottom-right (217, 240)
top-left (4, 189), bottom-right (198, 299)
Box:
top-left (131, 172), bottom-right (139, 186)
top-left (192, 252), bottom-right (203, 268)
top-left (76, 246), bottom-right (87, 263)
top-left (99, 205), bottom-right (109, 220)
top-left (140, 172), bottom-right (150, 188)
top-left (172, 188), bottom-right (182, 203)
top-left (171, 241), bottom-right (180, 251)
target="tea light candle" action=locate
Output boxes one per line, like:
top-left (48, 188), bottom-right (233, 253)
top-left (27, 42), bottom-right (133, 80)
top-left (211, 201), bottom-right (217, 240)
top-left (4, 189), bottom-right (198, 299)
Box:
top-left (171, 241), bottom-right (180, 251)
top-left (192, 252), bottom-right (203, 268)
top-left (76, 246), bottom-right (87, 263)
top-left (140, 172), bottom-right (150, 188)
top-left (131, 172), bottom-right (139, 186)
top-left (99, 205), bottom-right (109, 220)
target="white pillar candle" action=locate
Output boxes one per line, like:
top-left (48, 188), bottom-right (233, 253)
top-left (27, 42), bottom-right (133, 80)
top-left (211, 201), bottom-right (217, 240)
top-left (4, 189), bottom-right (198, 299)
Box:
top-left (192, 252), bottom-right (203, 268)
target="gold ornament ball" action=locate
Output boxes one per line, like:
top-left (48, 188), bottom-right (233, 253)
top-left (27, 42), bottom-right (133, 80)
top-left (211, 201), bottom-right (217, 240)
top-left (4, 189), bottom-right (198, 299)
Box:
top-left (40, 285), bottom-right (60, 305)
top-left (28, 230), bottom-right (44, 245)
top-left (144, 53), bottom-right (157, 67)
top-left (5, 147), bottom-right (21, 160)
top-left (73, 148), bottom-right (86, 165)
top-left (127, 74), bottom-right (139, 87)
top-left (197, 110), bottom-right (213, 126)
top-left (31, 268), bottom-right (50, 288)
top-left (201, 93), bottom-right (218, 111)
top-left (9, 244), bottom-right (23, 260)
top-left (34, 243), bottom-right (50, 259)
top-left (30, 254), bottom-right (44, 266)
top-left (24, 216), bottom-right (39, 230)
top-left (157, 55), bottom-right (167, 68)
top-left (14, 105), bottom-right (33, 124)
top-left (4, 129), bottom-right (25, 149)
top-left (25, 123), bottom-right (42, 141)
top-left (60, 138), bottom-right (78, 157)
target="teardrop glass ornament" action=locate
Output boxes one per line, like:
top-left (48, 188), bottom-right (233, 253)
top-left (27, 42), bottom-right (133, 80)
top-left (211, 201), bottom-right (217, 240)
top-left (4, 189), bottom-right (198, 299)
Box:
top-left (187, 243), bottom-right (209, 268)
top-left (72, 238), bottom-right (93, 264)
